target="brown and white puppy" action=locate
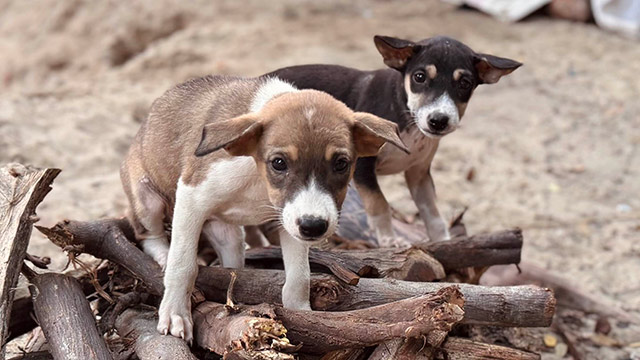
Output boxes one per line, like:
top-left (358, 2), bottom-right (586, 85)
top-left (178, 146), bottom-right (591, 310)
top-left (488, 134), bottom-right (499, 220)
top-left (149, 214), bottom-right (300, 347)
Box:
top-left (120, 75), bottom-right (408, 342)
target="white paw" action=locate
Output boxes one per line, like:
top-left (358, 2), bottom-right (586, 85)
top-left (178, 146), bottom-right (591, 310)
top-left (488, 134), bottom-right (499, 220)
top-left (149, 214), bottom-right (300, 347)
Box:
top-left (152, 251), bottom-right (169, 270)
top-left (377, 235), bottom-right (411, 248)
top-left (142, 238), bottom-right (170, 269)
top-left (282, 285), bottom-right (311, 310)
top-left (283, 297), bottom-right (312, 310)
top-left (157, 294), bottom-right (193, 343)
top-left (427, 218), bottom-right (451, 242)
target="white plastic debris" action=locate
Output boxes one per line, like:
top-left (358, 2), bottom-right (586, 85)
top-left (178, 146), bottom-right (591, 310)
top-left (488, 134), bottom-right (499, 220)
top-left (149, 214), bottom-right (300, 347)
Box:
top-left (592, 0), bottom-right (640, 38)
top-left (442, 0), bottom-right (551, 22)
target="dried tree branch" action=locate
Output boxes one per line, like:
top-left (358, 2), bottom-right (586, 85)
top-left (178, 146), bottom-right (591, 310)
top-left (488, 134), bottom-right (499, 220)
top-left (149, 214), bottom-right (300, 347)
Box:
top-left (28, 272), bottom-right (112, 360)
top-left (195, 287), bottom-right (464, 355)
top-left (196, 266), bottom-right (555, 328)
top-left (246, 246), bottom-right (445, 282)
top-left (193, 302), bottom-right (297, 359)
top-left (0, 164), bottom-right (59, 357)
top-left (36, 218), bottom-right (165, 296)
top-left (482, 262), bottom-right (640, 324)
top-left (115, 308), bottom-right (197, 360)
top-left (437, 337), bottom-right (541, 360)
top-left (38, 218), bottom-right (554, 328)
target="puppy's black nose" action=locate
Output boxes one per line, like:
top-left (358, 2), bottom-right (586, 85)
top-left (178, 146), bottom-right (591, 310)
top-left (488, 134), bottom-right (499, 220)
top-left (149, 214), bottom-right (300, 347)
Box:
top-left (428, 114), bottom-right (449, 132)
top-left (297, 217), bottom-right (328, 238)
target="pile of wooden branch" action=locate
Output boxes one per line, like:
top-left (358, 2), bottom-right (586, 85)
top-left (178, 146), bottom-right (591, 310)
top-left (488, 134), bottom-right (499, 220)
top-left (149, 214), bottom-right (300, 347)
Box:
top-left (1, 164), bottom-right (557, 360)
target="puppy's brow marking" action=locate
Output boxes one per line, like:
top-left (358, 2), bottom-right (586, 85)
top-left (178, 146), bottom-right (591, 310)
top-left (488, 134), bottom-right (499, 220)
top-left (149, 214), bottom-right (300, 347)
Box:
top-left (453, 69), bottom-right (470, 81)
top-left (426, 65), bottom-right (437, 79)
top-left (269, 146), bottom-right (299, 161)
top-left (325, 146), bottom-right (350, 162)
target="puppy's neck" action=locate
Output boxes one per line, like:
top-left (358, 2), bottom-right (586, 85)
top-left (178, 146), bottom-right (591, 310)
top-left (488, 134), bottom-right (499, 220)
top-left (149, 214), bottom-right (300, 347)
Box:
top-left (251, 77), bottom-right (298, 113)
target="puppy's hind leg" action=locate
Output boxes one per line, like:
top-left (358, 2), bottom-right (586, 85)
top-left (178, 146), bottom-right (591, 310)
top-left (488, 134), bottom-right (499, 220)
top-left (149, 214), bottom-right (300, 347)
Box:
top-left (405, 166), bottom-right (450, 242)
top-left (202, 220), bottom-right (245, 268)
top-left (353, 157), bottom-right (399, 247)
top-left (121, 161), bottom-right (170, 268)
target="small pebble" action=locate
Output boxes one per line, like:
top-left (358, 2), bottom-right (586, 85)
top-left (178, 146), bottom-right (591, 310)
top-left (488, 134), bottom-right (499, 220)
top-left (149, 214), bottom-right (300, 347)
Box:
top-left (544, 333), bottom-right (558, 347)
top-left (595, 316), bottom-right (611, 335)
top-left (555, 342), bottom-right (568, 357)
top-left (548, 183), bottom-right (561, 193)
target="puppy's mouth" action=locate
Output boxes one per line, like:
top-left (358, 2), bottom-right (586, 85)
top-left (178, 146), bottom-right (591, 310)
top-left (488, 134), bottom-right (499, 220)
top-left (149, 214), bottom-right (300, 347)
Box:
top-left (416, 125), bottom-right (453, 138)
top-left (295, 235), bottom-right (327, 243)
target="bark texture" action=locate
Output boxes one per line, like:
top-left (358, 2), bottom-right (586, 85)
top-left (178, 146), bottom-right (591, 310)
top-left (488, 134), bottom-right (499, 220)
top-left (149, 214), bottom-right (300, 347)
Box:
top-left (28, 272), bottom-right (112, 360)
top-left (0, 164), bottom-right (59, 356)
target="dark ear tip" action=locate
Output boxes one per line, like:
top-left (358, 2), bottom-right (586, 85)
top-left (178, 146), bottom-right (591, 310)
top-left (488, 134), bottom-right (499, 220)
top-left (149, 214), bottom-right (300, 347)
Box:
top-left (373, 35), bottom-right (388, 47)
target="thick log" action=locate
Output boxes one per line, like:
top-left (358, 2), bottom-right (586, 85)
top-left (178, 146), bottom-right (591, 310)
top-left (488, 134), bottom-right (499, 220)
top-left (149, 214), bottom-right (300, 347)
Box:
top-left (8, 352), bottom-right (53, 360)
top-left (9, 265), bottom-right (111, 341)
top-left (418, 230), bottom-right (522, 271)
top-left (482, 262), bottom-right (640, 324)
top-left (367, 338), bottom-right (431, 359)
top-left (192, 303), bottom-right (296, 359)
top-left (195, 287), bottom-right (464, 354)
top-left (26, 270), bottom-right (112, 360)
top-left (36, 218), bottom-right (165, 296)
top-left (196, 266), bottom-right (555, 328)
top-left (438, 337), bottom-right (541, 360)
top-left (367, 337), bottom-right (540, 360)
top-left (115, 308), bottom-right (197, 360)
top-left (320, 348), bottom-right (371, 360)
top-left (246, 246), bottom-right (445, 282)
top-left (38, 218), bottom-right (554, 327)
top-left (0, 164), bottom-right (59, 356)
top-left (247, 246), bottom-right (362, 284)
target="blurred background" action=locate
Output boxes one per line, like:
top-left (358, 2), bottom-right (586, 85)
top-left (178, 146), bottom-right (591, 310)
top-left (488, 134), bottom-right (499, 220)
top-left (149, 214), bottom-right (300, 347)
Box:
top-left (1, 0), bottom-right (639, 357)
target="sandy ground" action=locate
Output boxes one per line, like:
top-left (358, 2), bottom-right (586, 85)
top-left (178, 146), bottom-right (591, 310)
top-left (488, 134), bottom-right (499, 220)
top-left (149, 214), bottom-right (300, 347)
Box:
top-left (1, 0), bottom-right (639, 358)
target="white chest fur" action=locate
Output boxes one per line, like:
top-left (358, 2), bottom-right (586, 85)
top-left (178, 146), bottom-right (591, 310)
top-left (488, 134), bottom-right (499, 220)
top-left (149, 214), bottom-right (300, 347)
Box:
top-left (375, 127), bottom-right (439, 175)
top-left (175, 157), bottom-right (273, 226)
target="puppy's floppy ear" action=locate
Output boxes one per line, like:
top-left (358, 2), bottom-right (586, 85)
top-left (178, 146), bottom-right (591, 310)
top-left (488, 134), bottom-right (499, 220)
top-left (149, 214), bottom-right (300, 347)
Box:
top-left (373, 35), bottom-right (419, 71)
top-left (353, 112), bottom-right (410, 157)
top-left (474, 53), bottom-right (522, 84)
top-left (195, 114), bottom-right (263, 157)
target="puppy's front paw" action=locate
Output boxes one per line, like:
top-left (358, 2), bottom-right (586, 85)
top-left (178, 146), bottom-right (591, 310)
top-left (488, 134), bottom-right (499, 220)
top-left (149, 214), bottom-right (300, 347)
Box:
top-left (282, 285), bottom-right (312, 310)
top-left (283, 298), bottom-right (312, 310)
top-left (377, 235), bottom-right (411, 248)
top-left (426, 218), bottom-right (451, 242)
top-left (157, 295), bottom-right (193, 343)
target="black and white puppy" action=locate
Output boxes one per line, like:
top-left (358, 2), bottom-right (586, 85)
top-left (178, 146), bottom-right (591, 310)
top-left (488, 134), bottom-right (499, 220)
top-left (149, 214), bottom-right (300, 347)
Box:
top-left (268, 35), bottom-right (522, 246)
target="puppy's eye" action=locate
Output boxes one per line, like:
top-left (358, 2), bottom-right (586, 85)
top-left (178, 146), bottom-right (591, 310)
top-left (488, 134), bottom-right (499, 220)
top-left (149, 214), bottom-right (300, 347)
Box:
top-left (459, 78), bottom-right (472, 90)
top-left (413, 71), bottom-right (426, 83)
top-left (271, 157), bottom-right (287, 172)
top-left (333, 157), bottom-right (350, 173)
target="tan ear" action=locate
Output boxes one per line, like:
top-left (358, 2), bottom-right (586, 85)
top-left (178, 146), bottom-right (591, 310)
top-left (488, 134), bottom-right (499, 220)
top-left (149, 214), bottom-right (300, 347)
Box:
top-left (474, 53), bottom-right (522, 84)
top-left (353, 112), bottom-right (410, 157)
top-left (194, 114), bottom-right (263, 157)
top-left (373, 35), bottom-right (419, 70)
